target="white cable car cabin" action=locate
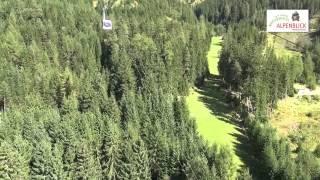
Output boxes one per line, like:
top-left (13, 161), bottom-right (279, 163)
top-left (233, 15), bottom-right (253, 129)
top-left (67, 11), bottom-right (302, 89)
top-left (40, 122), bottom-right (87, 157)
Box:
top-left (102, 6), bottom-right (112, 30)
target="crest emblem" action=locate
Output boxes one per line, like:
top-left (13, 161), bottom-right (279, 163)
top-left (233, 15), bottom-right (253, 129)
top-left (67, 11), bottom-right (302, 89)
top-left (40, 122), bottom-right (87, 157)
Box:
top-left (292, 11), bottom-right (300, 21)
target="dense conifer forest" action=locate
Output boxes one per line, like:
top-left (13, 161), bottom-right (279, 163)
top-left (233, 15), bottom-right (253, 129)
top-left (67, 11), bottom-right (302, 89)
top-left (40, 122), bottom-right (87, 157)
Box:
top-left (196, 0), bottom-right (320, 179)
top-left (1, 0), bottom-right (320, 179)
top-left (218, 25), bottom-right (320, 179)
top-left (0, 0), bottom-right (224, 179)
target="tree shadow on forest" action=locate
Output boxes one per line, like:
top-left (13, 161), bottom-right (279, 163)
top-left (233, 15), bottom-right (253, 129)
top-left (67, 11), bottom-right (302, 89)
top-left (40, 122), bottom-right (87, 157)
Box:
top-left (214, 42), bottom-right (223, 47)
top-left (195, 74), bottom-right (265, 180)
top-left (194, 74), bottom-right (234, 125)
top-left (230, 132), bottom-right (267, 180)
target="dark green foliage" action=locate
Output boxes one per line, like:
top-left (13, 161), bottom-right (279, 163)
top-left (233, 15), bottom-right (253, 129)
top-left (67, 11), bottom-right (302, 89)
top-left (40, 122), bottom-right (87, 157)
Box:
top-left (314, 144), bottom-right (320, 158)
top-left (203, 1), bottom-right (319, 178)
top-left (130, 137), bottom-right (151, 179)
top-left (4, 0), bottom-right (318, 179)
top-left (310, 39), bottom-right (320, 82)
top-left (237, 168), bottom-right (252, 180)
top-left (73, 140), bottom-right (100, 179)
top-left (0, 141), bottom-right (29, 179)
top-left (296, 149), bottom-right (320, 179)
top-left (100, 122), bottom-right (122, 179)
top-left (0, 0), bottom-right (225, 179)
top-left (218, 23), bottom-right (303, 120)
top-left (196, 0), bottom-right (320, 85)
top-left (303, 52), bottom-right (317, 89)
top-left (245, 119), bottom-right (320, 179)
top-left (195, 0), bottom-right (320, 28)
top-left (212, 145), bottom-right (236, 179)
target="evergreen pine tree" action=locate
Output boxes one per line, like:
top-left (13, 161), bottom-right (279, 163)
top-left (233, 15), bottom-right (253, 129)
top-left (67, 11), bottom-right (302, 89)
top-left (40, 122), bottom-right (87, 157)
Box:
top-left (0, 142), bottom-right (29, 179)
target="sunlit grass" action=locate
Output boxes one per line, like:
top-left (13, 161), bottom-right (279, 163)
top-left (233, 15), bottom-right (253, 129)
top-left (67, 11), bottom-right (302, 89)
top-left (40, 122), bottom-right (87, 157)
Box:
top-left (187, 88), bottom-right (242, 166)
top-left (187, 36), bottom-right (242, 168)
top-left (268, 32), bottom-right (320, 150)
top-left (267, 33), bottom-right (302, 58)
top-left (271, 94), bottom-right (320, 150)
top-left (207, 36), bottom-right (222, 75)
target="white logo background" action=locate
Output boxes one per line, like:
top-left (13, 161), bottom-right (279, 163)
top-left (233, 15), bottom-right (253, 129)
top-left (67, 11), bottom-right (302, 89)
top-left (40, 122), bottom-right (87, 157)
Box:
top-left (267, 10), bottom-right (309, 32)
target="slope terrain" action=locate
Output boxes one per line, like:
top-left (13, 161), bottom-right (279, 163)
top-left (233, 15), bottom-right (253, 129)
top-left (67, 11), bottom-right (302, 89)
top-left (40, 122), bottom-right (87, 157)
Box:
top-left (187, 37), bottom-right (242, 166)
top-left (269, 32), bottom-right (320, 151)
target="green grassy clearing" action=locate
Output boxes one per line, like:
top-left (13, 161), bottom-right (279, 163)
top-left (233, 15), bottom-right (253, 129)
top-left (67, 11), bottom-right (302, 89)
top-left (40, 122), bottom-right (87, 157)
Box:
top-left (187, 87), bottom-right (242, 164)
top-left (186, 36), bottom-right (243, 167)
top-left (267, 33), bottom-right (302, 58)
top-left (268, 32), bottom-right (320, 151)
top-left (207, 36), bottom-right (222, 75)
top-left (271, 85), bottom-right (320, 150)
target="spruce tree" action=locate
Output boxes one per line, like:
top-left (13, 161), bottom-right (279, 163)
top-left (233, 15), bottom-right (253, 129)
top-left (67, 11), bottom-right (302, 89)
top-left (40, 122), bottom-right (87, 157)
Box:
top-left (303, 52), bottom-right (317, 90)
top-left (100, 122), bottom-right (123, 180)
top-left (0, 142), bottom-right (29, 179)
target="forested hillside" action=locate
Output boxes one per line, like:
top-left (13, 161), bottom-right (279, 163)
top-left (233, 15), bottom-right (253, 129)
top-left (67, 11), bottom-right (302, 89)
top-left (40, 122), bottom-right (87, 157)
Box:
top-left (2, 0), bottom-right (320, 179)
top-left (195, 0), bottom-right (320, 27)
top-left (0, 0), bottom-right (237, 179)
top-left (196, 0), bottom-right (320, 179)
top-left (219, 25), bottom-right (320, 179)
top-left (196, 0), bottom-right (320, 86)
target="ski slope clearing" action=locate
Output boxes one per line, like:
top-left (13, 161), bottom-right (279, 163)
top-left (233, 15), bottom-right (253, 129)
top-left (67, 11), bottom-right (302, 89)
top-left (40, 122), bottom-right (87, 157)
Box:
top-left (187, 36), bottom-right (242, 167)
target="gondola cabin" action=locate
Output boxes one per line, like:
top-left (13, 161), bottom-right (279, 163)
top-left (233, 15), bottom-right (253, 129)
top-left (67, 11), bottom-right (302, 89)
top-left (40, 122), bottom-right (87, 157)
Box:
top-left (103, 19), bottom-right (112, 30)
top-left (102, 5), bottom-right (112, 31)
